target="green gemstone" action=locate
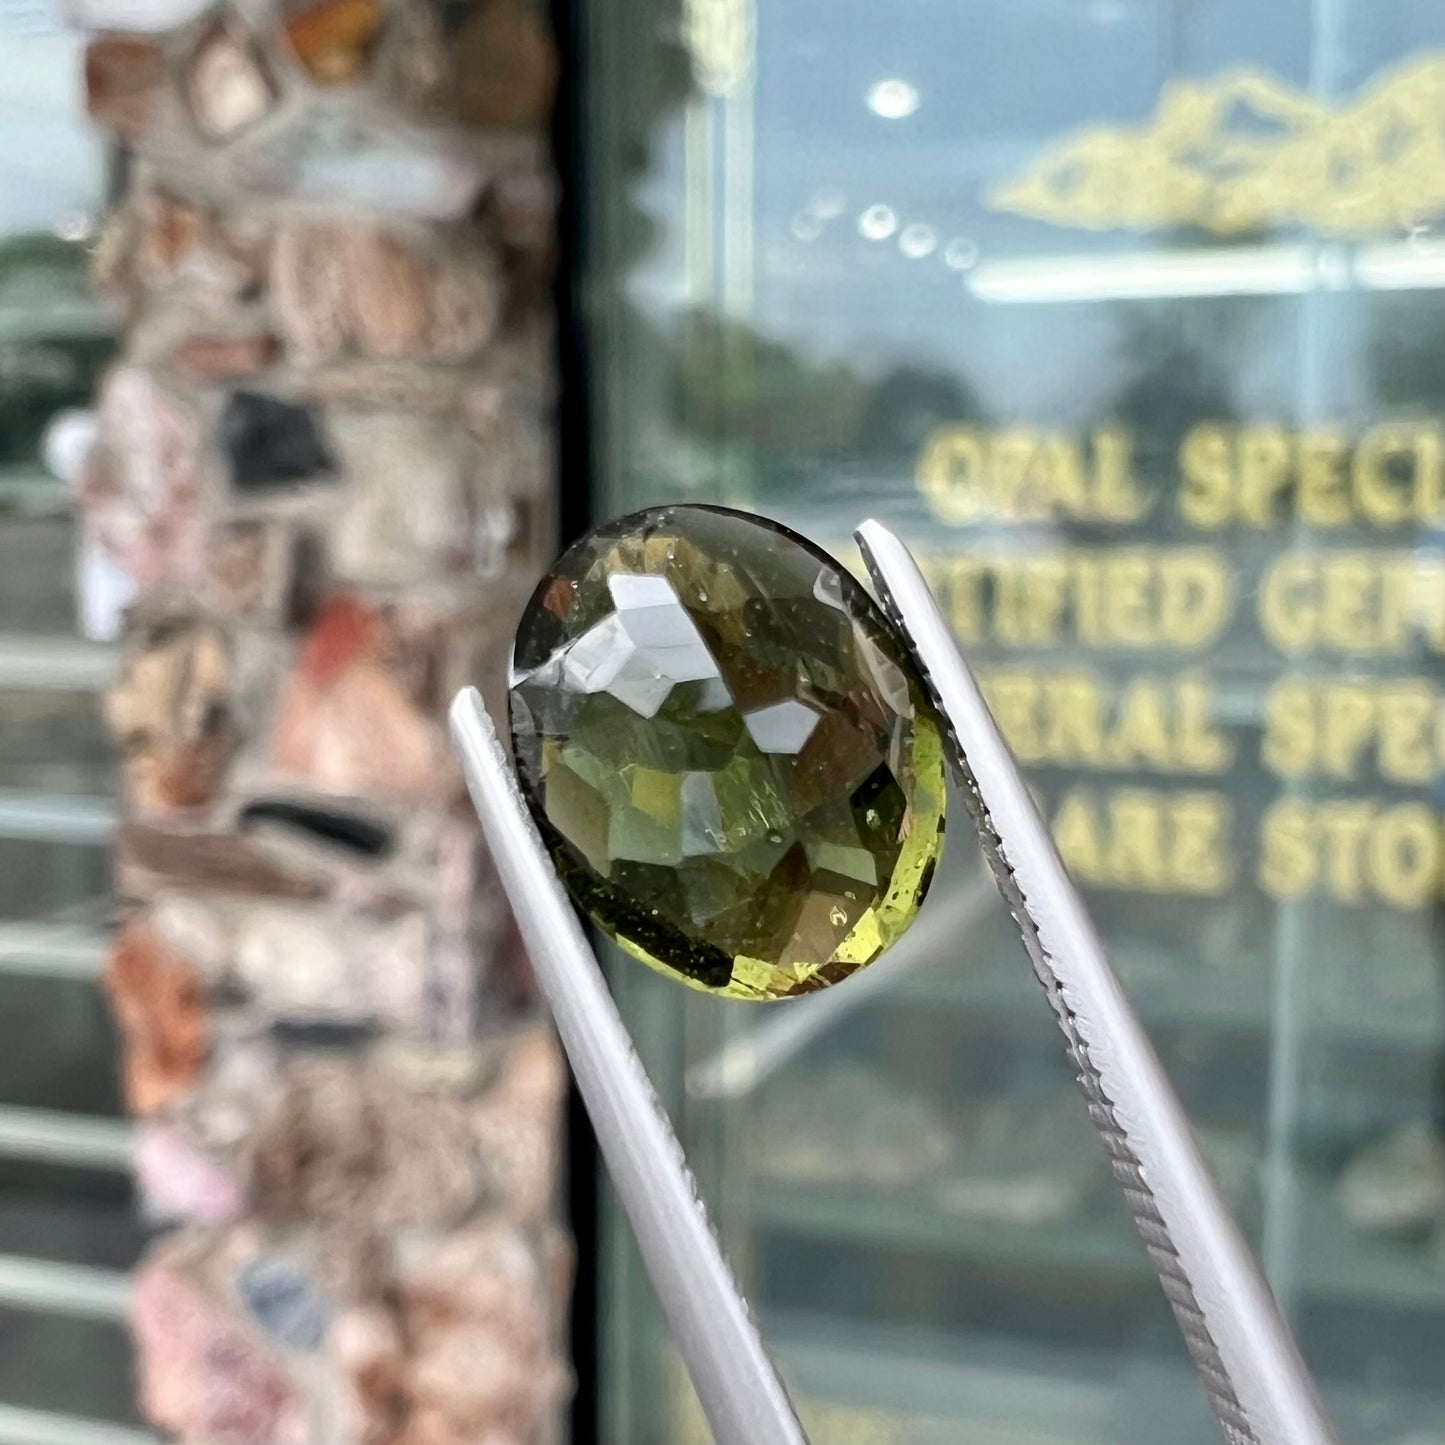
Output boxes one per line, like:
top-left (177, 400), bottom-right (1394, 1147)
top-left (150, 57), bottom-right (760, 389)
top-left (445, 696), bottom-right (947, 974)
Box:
top-left (508, 505), bottom-right (947, 1001)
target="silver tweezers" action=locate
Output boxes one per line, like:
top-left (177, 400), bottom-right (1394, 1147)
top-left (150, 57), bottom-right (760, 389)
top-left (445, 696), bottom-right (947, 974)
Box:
top-left (449, 519), bottom-right (1342, 1445)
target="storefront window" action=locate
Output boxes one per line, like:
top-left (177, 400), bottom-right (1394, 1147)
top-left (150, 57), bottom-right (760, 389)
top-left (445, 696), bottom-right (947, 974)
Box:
top-left (584, 2), bottom-right (1445, 1440)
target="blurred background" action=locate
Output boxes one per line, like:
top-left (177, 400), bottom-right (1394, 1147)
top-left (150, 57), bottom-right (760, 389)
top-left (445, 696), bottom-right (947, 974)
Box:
top-left (1, 0), bottom-right (1444, 1443)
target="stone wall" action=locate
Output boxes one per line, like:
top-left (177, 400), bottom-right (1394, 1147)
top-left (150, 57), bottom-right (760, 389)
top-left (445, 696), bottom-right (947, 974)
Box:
top-left (71, 0), bottom-right (570, 1440)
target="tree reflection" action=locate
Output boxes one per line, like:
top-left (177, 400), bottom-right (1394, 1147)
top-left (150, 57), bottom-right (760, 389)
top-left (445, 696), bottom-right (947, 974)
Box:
top-left (592, 0), bottom-right (988, 511)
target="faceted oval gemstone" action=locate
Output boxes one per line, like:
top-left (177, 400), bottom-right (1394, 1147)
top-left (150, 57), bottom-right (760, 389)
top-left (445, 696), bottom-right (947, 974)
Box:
top-left (507, 505), bottom-right (946, 1001)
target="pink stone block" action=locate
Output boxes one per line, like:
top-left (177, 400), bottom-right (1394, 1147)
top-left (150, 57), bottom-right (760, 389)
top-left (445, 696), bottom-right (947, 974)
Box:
top-left (135, 1123), bottom-right (244, 1226)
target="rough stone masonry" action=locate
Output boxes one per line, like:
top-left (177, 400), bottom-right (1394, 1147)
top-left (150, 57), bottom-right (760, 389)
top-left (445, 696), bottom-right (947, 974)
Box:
top-left (69, 0), bottom-right (571, 1438)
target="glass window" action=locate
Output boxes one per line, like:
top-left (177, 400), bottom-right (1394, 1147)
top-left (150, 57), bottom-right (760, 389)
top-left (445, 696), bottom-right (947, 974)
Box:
top-left (583, 3), bottom-right (1445, 1441)
top-left (0, 19), bottom-right (111, 511)
top-left (0, 10), bottom-right (135, 1433)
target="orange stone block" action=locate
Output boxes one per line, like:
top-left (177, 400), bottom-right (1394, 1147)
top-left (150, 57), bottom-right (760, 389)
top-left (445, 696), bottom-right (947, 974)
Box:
top-left (453, 0), bottom-right (556, 128)
top-left (103, 920), bottom-right (209, 1116)
top-left (85, 36), bottom-right (166, 143)
top-left (169, 333), bottom-right (282, 382)
top-left (271, 597), bottom-right (446, 799)
top-left (284, 0), bottom-right (386, 84)
top-left (104, 620), bottom-right (236, 815)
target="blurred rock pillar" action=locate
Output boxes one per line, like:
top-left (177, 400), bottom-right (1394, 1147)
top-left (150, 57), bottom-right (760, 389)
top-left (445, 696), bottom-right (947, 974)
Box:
top-left (71, 0), bottom-right (570, 1439)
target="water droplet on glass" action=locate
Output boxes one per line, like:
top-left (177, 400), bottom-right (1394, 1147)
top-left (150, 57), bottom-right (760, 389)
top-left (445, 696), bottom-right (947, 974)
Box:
top-left (899, 223), bottom-right (937, 259)
top-left (858, 204), bottom-right (898, 241)
top-left (829, 905), bottom-right (848, 928)
top-left (943, 236), bottom-right (979, 271)
top-left (791, 211), bottom-right (823, 242)
top-left (866, 78), bottom-right (920, 120)
top-left (809, 186), bottom-right (846, 220)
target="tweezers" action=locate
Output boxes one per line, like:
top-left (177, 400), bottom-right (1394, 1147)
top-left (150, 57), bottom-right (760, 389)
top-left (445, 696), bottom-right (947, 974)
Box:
top-left (449, 519), bottom-right (1342, 1445)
